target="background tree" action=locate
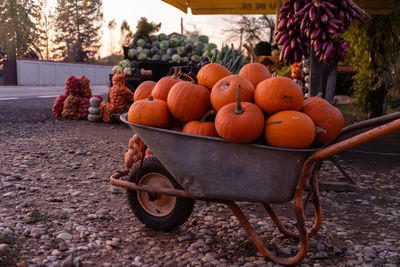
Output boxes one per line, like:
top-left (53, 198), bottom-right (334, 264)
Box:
top-left (0, 0), bottom-right (39, 60)
top-left (31, 0), bottom-right (53, 60)
top-left (119, 20), bottom-right (134, 49)
top-left (224, 15), bottom-right (275, 48)
top-left (344, 13), bottom-right (400, 117)
top-left (107, 19), bottom-right (117, 55)
top-left (132, 17), bottom-right (161, 44)
top-left (52, 0), bottom-right (103, 62)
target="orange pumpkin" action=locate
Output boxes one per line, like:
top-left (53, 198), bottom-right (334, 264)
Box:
top-left (211, 75), bottom-right (255, 111)
top-left (302, 97), bottom-right (344, 144)
top-left (239, 44), bottom-right (271, 88)
top-left (152, 68), bottom-right (181, 101)
top-left (167, 80), bottom-right (211, 122)
top-left (134, 80), bottom-right (156, 101)
top-left (265, 110), bottom-right (315, 149)
top-left (197, 63), bottom-right (232, 90)
top-left (254, 76), bottom-right (304, 114)
top-left (215, 85), bottom-right (265, 143)
top-left (127, 96), bottom-right (170, 128)
top-left (182, 110), bottom-right (218, 137)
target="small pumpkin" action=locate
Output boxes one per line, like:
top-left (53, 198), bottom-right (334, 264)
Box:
top-left (152, 68), bottom-right (181, 101)
top-left (264, 110), bottom-right (315, 149)
top-left (197, 63), bottom-right (232, 90)
top-left (302, 97), bottom-right (344, 144)
top-left (134, 80), bottom-right (156, 101)
top-left (254, 76), bottom-right (304, 115)
top-left (211, 75), bottom-right (255, 111)
top-left (215, 85), bottom-right (265, 143)
top-left (167, 76), bottom-right (211, 122)
top-left (182, 110), bottom-right (218, 137)
top-left (239, 44), bottom-right (271, 88)
top-left (128, 96), bottom-right (170, 128)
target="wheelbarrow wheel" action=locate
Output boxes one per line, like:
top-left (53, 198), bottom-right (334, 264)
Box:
top-left (127, 156), bottom-right (195, 232)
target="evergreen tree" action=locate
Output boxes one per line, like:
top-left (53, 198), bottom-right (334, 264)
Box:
top-left (31, 0), bottom-right (53, 60)
top-left (0, 0), bottom-right (39, 60)
top-left (52, 0), bottom-right (103, 62)
top-left (119, 20), bottom-right (134, 49)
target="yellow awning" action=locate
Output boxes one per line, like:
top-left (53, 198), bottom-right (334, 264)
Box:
top-left (162, 0), bottom-right (400, 15)
top-left (161, 0), bottom-right (283, 15)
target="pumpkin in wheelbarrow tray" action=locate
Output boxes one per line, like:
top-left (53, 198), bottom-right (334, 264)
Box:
top-left (128, 96), bottom-right (170, 128)
top-left (151, 68), bottom-right (181, 101)
top-left (302, 97), bottom-right (344, 145)
top-left (210, 74), bottom-right (255, 112)
top-left (197, 63), bottom-right (232, 90)
top-left (182, 110), bottom-right (218, 137)
top-left (238, 44), bottom-right (271, 88)
top-left (133, 80), bottom-right (156, 101)
top-left (167, 79), bottom-right (211, 122)
top-left (254, 76), bottom-right (304, 115)
top-left (265, 110), bottom-right (315, 149)
top-left (215, 85), bottom-right (264, 143)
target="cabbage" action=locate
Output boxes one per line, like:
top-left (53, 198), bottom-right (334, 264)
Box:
top-left (150, 35), bottom-right (158, 42)
top-left (198, 35), bottom-right (209, 43)
top-left (177, 46), bottom-right (186, 55)
top-left (202, 50), bottom-right (212, 58)
top-left (171, 54), bottom-right (181, 63)
top-left (191, 55), bottom-right (201, 62)
top-left (128, 48), bottom-right (137, 59)
top-left (161, 54), bottom-right (171, 62)
top-left (158, 33), bottom-right (168, 40)
top-left (136, 39), bottom-right (146, 47)
top-left (169, 38), bottom-right (179, 47)
top-left (137, 53), bottom-right (147, 60)
top-left (159, 40), bottom-right (169, 50)
top-left (152, 54), bottom-right (162, 61)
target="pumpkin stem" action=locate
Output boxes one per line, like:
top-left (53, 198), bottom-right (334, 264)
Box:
top-left (243, 43), bottom-right (257, 63)
top-left (182, 73), bottom-right (198, 84)
top-left (148, 95), bottom-right (153, 101)
top-left (234, 85), bottom-right (244, 114)
top-left (172, 67), bottom-right (180, 79)
top-left (200, 110), bottom-right (216, 123)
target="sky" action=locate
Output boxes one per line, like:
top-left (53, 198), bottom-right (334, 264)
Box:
top-left (99, 0), bottom-right (247, 57)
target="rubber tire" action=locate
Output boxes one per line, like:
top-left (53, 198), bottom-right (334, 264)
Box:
top-left (127, 156), bottom-right (195, 231)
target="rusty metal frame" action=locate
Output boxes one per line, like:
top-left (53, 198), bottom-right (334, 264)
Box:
top-left (110, 118), bottom-right (400, 266)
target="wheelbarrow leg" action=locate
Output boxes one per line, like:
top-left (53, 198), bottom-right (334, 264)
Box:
top-left (264, 161), bottom-right (323, 239)
top-left (226, 201), bottom-right (309, 266)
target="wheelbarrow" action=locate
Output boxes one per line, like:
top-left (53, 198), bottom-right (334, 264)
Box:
top-left (110, 112), bottom-right (400, 265)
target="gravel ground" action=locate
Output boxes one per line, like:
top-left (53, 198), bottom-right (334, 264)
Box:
top-left (0, 99), bottom-right (399, 267)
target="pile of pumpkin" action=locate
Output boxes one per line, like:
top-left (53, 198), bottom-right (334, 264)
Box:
top-left (126, 45), bottom-right (344, 152)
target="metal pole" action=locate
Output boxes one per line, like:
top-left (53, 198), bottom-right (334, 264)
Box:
top-left (181, 17), bottom-right (183, 35)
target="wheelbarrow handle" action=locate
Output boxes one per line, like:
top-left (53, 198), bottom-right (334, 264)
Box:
top-left (338, 111), bottom-right (400, 138)
top-left (308, 118), bottom-right (400, 163)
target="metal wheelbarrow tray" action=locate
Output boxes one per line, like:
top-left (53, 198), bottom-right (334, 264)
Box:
top-left (111, 112), bottom-right (400, 265)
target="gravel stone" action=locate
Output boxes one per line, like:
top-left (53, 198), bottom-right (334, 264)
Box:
top-left (1, 103), bottom-right (399, 267)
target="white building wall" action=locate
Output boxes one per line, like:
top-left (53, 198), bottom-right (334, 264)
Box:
top-left (16, 60), bottom-right (112, 86)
